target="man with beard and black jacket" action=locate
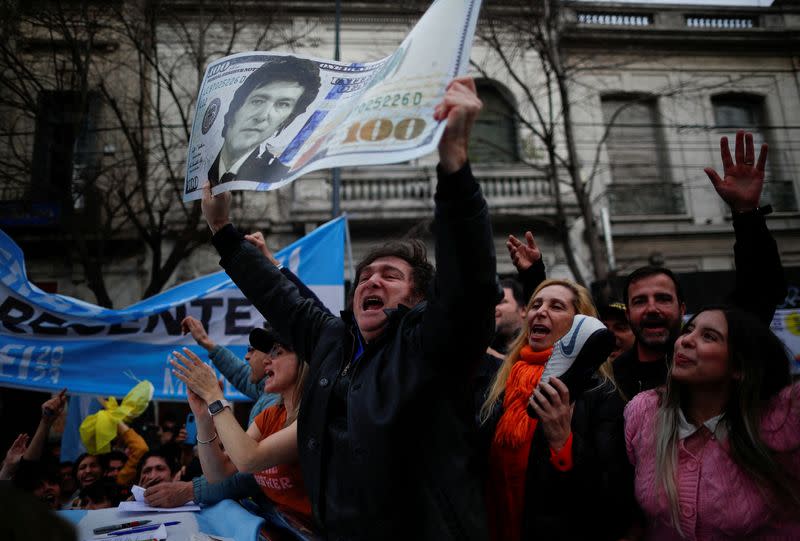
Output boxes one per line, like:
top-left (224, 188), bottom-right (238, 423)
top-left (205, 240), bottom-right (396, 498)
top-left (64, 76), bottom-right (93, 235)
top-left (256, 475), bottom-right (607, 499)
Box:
top-left (613, 130), bottom-right (787, 401)
top-left (193, 77), bottom-right (499, 541)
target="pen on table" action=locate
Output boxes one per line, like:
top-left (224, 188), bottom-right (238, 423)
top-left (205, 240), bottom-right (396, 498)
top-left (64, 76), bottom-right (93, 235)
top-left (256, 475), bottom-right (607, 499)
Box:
top-left (93, 520), bottom-right (152, 534)
top-left (108, 521), bottom-right (181, 536)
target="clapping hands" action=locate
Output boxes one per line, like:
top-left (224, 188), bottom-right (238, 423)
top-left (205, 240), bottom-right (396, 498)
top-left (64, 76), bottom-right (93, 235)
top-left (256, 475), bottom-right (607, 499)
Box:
top-left (170, 348), bottom-right (224, 405)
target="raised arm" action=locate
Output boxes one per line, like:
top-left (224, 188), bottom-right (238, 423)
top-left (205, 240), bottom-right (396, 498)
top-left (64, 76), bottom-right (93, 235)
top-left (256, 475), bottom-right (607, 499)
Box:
top-left (171, 348), bottom-right (298, 475)
top-left (244, 231), bottom-right (332, 315)
top-left (508, 231), bottom-right (546, 303)
top-left (171, 350), bottom-right (238, 482)
top-left (202, 185), bottom-right (339, 366)
top-left (705, 130), bottom-right (787, 323)
top-left (24, 389), bottom-right (66, 462)
top-left (423, 77), bottom-right (501, 362)
top-left (115, 421), bottom-right (149, 486)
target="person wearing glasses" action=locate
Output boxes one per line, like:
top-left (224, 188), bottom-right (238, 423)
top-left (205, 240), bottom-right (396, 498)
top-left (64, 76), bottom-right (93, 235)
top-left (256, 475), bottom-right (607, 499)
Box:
top-left (180, 232), bottom-right (329, 425)
top-left (167, 328), bottom-right (317, 539)
top-left (181, 316), bottom-right (277, 425)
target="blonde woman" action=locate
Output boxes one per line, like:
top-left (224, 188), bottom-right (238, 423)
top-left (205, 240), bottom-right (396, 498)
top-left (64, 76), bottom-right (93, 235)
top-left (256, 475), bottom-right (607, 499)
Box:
top-left (170, 327), bottom-right (316, 538)
top-left (481, 279), bottom-right (633, 541)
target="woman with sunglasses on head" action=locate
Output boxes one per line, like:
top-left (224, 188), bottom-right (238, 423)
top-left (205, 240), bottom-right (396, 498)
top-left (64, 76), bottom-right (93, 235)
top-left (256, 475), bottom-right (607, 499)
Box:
top-left (180, 231), bottom-right (331, 426)
top-left (170, 326), bottom-right (316, 539)
top-left (480, 278), bottom-right (634, 541)
top-left (625, 306), bottom-right (800, 539)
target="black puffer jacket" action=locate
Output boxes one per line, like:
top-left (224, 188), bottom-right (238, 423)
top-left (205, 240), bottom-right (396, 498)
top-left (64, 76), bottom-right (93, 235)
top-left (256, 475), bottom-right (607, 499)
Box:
top-left (213, 164), bottom-right (500, 541)
top-left (482, 378), bottom-right (634, 541)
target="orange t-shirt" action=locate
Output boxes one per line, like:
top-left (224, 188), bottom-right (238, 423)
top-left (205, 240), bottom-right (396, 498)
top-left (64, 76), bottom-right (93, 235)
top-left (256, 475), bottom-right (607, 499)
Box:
top-left (252, 406), bottom-right (312, 521)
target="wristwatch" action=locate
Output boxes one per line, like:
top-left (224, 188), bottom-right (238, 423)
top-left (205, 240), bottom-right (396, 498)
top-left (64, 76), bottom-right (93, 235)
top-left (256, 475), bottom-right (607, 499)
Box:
top-left (207, 399), bottom-right (232, 417)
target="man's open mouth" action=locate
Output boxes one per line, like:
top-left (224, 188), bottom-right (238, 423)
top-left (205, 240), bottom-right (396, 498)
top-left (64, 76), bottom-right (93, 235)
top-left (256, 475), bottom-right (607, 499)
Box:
top-left (642, 318), bottom-right (667, 329)
top-left (362, 296), bottom-right (384, 311)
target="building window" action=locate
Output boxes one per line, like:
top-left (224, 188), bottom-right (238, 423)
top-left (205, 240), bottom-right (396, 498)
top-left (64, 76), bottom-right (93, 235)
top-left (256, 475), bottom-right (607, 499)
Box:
top-left (468, 81), bottom-right (519, 164)
top-left (712, 94), bottom-right (796, 212)
top-left (601, 95), bottom-right (685, 216)
top-left (30, 90), bottom-right (100, 210)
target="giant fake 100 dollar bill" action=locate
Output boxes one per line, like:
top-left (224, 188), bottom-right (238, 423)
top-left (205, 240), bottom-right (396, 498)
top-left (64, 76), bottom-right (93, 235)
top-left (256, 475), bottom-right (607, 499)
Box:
top-left (183, 0), bottom-right (482, 201)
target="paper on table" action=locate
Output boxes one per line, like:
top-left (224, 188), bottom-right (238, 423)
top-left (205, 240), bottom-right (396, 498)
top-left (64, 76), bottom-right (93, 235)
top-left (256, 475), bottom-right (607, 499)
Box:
top-left (131, 485), bottom-right (146, 502)
top-left (118, 500), bottom-right (201, 513)
top-left (122, 485), bottom-right (200, 512)
top-left (89, 523), bottom-right (167, 541)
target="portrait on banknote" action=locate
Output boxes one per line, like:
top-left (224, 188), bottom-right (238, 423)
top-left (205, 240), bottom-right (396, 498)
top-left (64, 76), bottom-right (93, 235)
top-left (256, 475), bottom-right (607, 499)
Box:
top-left (183, 0), bottom-right (482, 201)
top-left (206, 56), bottom-right (321, 188)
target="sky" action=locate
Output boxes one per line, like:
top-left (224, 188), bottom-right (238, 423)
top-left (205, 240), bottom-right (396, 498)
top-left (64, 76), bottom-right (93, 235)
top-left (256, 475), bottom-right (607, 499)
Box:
top-left (574, 0), bottom-right (773, 5)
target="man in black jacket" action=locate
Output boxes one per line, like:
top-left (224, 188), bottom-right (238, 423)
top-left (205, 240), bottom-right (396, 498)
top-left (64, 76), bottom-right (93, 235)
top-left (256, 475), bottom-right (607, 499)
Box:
top-left (199, 77), bottom-right (498, 540)
top-left (613, 130), bottom-right (787, 400)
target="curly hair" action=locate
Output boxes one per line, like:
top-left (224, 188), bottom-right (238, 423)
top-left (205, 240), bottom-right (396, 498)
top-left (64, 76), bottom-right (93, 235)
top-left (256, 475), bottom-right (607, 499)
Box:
top-left (351, 239), bottom-right (435, 303)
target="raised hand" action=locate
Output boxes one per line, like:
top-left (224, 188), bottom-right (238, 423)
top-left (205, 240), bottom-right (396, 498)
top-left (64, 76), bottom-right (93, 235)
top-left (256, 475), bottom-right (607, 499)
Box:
top-left (244, 231), bottom-right (281, 266)
top-left (433, 77), bottom-right (482, 174)
top-left (507, 231), bottom-right (541, 272)
top-left (180, 316), bottom-right (215, 351)
top-left (0, 433), bottom-right (29, 480)
top-left (170, 348), bottom-right (224, 404)
top-left (3, 434), bottom-right (29, 466)
top-left (41, 388), bottom-right (67, 423)
top-left (201, 181), bottom-right (232, 233)
top-left (704, 130), bottom-right (768, 213)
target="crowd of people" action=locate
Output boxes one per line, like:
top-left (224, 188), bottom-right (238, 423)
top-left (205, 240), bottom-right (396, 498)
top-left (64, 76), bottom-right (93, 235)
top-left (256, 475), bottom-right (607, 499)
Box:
top-left (2, 77), bottom-right (798, 541)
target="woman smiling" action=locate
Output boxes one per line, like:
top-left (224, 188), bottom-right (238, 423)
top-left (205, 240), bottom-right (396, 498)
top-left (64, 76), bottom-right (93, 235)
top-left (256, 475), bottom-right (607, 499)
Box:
top-left (625, 307), bottom-right (800, 539)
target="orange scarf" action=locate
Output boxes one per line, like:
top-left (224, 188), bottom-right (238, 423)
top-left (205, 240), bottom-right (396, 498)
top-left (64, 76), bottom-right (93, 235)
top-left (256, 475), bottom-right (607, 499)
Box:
top-left (493, 345), bottom-right (553, 447)
top-left (487, 345), bottom-right (552, 541)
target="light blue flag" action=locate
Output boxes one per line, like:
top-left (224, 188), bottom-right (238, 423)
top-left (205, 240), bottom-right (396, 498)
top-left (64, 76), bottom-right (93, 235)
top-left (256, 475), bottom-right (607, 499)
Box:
top-left (0, 216), bottom-right (346, 400)
top-left (60, 395), bottom-right (103, 462)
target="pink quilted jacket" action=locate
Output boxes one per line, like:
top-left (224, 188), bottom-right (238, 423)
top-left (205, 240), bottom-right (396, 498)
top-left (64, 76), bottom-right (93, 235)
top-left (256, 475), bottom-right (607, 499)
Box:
top-left (624, 382), bottom-right (800, 540)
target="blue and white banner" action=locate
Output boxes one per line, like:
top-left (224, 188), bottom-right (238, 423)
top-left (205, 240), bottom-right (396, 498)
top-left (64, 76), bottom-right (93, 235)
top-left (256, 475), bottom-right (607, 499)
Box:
top-left (0, 216), bottom-right (346, 400)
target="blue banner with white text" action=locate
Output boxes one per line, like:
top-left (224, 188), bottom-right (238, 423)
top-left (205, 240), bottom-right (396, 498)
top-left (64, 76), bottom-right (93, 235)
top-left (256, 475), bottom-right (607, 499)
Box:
top-left (0, 217), bottom-right (345, 400)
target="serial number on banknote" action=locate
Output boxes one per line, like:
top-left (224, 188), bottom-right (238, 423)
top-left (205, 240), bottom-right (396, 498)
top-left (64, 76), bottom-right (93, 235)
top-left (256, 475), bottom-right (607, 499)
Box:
top-left (203, 75), bottom-right (248, 94)
top-left (354, 92), bottom-right (423, 114)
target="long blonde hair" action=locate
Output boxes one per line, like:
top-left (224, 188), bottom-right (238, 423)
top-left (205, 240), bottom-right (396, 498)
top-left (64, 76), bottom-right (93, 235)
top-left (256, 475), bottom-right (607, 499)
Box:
top-left (274, 352), bottom-right (309, 426)
top-left (479, 279), bottom-right (598, 423)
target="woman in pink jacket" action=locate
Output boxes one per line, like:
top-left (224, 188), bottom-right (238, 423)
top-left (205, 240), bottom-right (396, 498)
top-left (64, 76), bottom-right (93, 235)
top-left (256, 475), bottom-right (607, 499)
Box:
top-left (625, 306), bottom-right (799, 540)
